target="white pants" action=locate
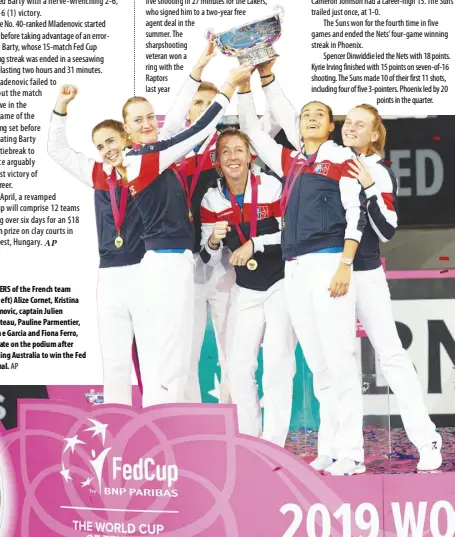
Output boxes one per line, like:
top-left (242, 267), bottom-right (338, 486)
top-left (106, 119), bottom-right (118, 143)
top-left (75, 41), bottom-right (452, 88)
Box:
top-left (133, 250), bottom-right (195, 407)
top-left (185, 250), bottom-right (235, 403)
top-left (97, 264), bottom-right (142, 406)
top-left (226, 280), bottom-right (296, 447)
top-left (355, 266), bottom-right (438, 449)
top-left (285, 253), bottom-right (364, 462)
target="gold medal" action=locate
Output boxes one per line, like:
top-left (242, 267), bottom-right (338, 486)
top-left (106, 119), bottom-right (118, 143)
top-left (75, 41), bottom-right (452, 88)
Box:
top-left (188, 209), bottom-right (193, 223)
top-left (247, 258), bottom-right (258, 271)
top-left (114, 235), bottom-right (123, 248)
top-left (281, 216), bottom-right (285, 230)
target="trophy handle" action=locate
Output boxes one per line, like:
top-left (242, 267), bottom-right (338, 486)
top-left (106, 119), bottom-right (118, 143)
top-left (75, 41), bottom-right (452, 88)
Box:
top-left (273, 4), bottom-right (285, 21)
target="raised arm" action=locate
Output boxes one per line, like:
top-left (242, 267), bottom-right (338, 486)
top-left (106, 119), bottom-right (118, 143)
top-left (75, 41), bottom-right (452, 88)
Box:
top-left (47, 85), bottom-right (94, 187)
top-left (259, 105), bottom-right (281, 139)
top-left (160, 44), bottom-right (217, 139)
top-left (350, 156), bottom-right (398, 242)
top-left (258, 60), bottom-right (301, 151)
top-left (126, 66), bottom-right (252, 178)
top-left (251, 171), bottom-right (282, 254)
top-left (237, 80), bottom-right (284, 177)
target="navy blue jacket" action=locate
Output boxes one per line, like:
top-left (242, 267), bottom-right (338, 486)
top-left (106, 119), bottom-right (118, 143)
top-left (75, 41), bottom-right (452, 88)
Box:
top-left (354, 157), bottom-right (398, 271)
top-left (92, 163), bottom-right (145, 268)
top-left (279, 144), bottom-right (367, 260)
top-left (124, 93), bottom-right (229, 252)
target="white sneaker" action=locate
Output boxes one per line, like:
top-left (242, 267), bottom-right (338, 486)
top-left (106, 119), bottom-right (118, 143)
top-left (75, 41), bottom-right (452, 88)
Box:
top-left (417, 435), bottom-right (442, 471)
top-left (324, 458), bottom-right (366, 476)
top-left (309, 456), bottom-right (336, 471)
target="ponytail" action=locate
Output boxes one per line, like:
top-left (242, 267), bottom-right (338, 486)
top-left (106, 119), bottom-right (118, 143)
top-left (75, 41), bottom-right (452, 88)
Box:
top-left (375, 123), bottom-right (387, 156)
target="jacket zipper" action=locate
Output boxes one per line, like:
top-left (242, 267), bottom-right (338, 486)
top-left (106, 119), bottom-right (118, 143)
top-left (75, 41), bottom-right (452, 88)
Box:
top-left (292, 179), bottom-right (299, 254)
top-left (322, 196), bottom-right (327, 231)
top-left (117, 182), bottom-right (126, 248)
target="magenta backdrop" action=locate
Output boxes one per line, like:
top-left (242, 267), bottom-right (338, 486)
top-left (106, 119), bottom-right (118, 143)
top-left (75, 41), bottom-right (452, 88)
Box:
top-left (0, 401), bottom-right (453, 537)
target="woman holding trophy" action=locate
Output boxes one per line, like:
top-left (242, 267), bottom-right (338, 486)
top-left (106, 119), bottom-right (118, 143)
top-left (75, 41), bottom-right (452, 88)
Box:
top-left (237, 70), bottom-right (367, 475)
top-left (258, 58), bottom-right (442, 471)
top-left (121, 64), bottom-right (252, 408)
top-left (208, 8), bottom-right (365, 466)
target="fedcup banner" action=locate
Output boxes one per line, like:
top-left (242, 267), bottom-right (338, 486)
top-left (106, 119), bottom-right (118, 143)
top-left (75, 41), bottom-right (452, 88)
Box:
top-left (0, 401), bottom-right (454, 537)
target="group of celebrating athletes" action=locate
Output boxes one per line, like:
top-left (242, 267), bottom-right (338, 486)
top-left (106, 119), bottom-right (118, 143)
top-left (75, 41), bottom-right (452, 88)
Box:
top-left (47, 43), bottom-right (442, 475)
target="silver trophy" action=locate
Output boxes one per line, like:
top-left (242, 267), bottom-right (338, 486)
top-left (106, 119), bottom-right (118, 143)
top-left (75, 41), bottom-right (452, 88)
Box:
top-left (206, 5), bottom-right (284, 66)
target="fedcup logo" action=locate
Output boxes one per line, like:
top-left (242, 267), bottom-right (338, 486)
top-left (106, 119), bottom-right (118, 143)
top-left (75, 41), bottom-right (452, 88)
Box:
top-left (60, 418), bottom-right (110, 492)
top-left (60, 418), bottom-right (179, 496)
top-left (8, 402), bottom-right (431, 537)
top-left (112, 457), bottom-right (178, 488)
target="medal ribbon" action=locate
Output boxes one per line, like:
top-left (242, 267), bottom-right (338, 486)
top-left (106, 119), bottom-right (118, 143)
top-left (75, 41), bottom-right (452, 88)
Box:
top-left (108, 169), bottom-right (129, 236)
top-left (176, 132), bottom-right (219, 209)
top-left (227, 172), bottom-right (259, 245)
top-left (280, 151), bottom-right (318, 218)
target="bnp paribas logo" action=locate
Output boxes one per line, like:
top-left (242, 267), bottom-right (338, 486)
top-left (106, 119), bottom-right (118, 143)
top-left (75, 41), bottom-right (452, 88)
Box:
top-left (59, 418), bottom-right (179, 495)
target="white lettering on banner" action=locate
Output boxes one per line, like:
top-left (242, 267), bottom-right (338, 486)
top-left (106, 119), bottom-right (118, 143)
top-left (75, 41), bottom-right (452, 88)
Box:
top-left (334, 503), bottom-right (352, 537)
top-left (391, 149), bottom-right (412, 196)
top-left (389, 149), bottom-right (444, 197)
top-left (85, 521), bottom-right (165, 535)
top-left (392, 502), bottom-right (427, 537)
top-left (111, 457), bottom-right (178, 487)
top-left (280, 503), bottom-right (380, 537)
top-left (361, 299), bottom-right (455, 417)
top-left (355, 503), bottom-right (380, 536)
top-left (392, 501), bottom-right (455, 537)
top-left (280, 502), bottom-right (455, 537)
top-left (280, 504), bottom-right (303, 537)
top-left (307, 504), bottom-right (331, 537)
top-left (416, 150), bottom-right (443, 196)
top-left (430, 501), bottom-right (455, 537)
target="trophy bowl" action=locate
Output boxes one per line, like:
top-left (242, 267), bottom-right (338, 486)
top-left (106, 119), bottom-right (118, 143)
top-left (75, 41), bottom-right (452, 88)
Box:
top-left (206, 5), bottom-right (284, 66)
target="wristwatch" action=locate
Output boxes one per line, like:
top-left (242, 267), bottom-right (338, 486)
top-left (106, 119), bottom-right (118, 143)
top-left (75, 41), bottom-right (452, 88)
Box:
top-left (340, 257), bottom-right (353, 266)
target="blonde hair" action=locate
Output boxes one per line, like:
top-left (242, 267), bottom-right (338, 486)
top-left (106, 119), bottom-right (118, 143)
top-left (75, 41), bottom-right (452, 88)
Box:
top-left (122, 96), bottom-right (149, 122)
top-left (198, 81), bottom-right (218, 93)
top-left (215, 128), bottom-right (251, 177)
top-left (92, 119), bottom-right (127, 141)
top-left (355, 104), bottom-right (386, 156)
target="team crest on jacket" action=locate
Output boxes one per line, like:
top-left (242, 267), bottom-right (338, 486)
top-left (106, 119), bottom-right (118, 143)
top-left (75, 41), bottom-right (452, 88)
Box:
top-left (314, 163), bottom-right (330, 176)
top-left (257, 205), bottom-right (269, 219)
